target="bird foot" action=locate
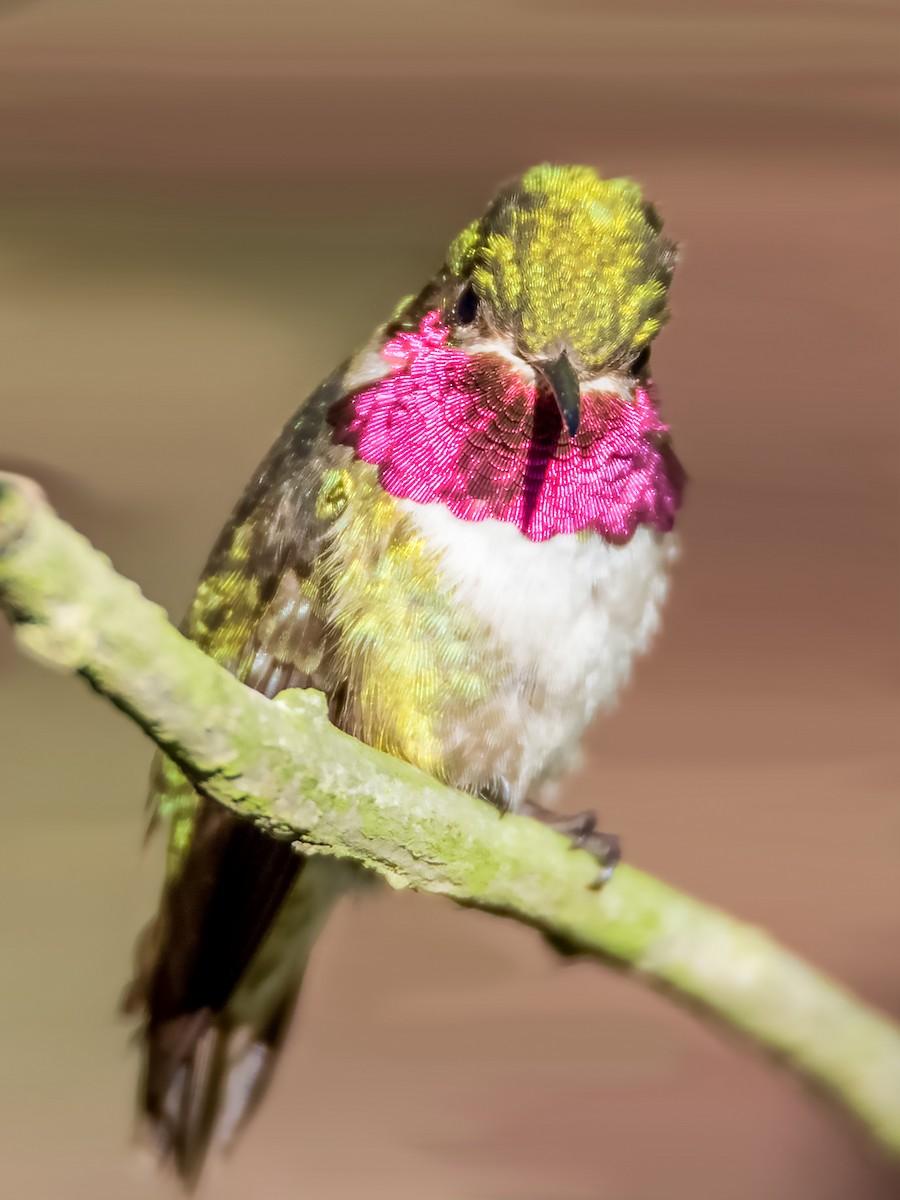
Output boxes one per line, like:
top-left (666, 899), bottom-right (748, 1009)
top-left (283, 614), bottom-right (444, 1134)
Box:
top-left (523, 803), bottom-right (621, 888)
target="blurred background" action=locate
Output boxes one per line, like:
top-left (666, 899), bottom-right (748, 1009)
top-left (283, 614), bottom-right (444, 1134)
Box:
top-left (0, 2), bottom-right (898, 1197)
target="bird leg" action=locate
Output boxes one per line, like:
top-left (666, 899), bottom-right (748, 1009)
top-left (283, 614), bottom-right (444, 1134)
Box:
top-left (521, 799), bottom-right (621, 888)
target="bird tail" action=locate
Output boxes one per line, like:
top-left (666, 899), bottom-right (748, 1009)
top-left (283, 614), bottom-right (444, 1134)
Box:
top-left (125, 856), bottom-right (350, 1186)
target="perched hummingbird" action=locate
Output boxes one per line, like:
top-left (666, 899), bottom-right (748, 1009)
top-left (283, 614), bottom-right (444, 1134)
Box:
top-left (126, 164), bottom-right (684, 1180)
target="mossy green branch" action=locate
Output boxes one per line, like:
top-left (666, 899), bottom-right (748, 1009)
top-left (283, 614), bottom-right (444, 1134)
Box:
top-left (1, 470), bottom-right (898, 1156)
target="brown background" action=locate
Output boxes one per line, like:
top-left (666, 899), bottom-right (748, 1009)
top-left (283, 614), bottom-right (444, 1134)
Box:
top-left (0, 2), bottom-right (898, 1197)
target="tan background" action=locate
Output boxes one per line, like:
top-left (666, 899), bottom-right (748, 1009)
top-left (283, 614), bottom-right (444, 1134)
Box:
top-left (0, 2), bottom-right (898, 1197)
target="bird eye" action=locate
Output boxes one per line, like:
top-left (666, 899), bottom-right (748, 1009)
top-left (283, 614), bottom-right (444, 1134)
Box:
top-left (631, 347), bottom-right (650, 374)
top-left (456, 283), bottom-right (479, 325)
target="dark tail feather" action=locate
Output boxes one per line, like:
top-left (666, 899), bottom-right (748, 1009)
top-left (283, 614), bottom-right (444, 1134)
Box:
top-left (138, 963), bottom-right (309, 1185)
top-left (126, 831), bottom-right (350, 1185)
top-left (139, 1009), bottom-right (285, 1186)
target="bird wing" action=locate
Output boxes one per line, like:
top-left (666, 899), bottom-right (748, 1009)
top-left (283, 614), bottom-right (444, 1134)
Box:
top-left (125, 364), bottom-right (360, 1179)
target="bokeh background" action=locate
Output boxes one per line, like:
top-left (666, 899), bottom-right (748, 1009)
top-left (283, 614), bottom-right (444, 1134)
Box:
top-left (1, 2), bottom-right (898, 1197)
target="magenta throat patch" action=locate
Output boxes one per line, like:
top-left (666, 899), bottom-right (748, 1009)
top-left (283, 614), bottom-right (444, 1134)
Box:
top-left (332, 311), bottom-right (684, 543)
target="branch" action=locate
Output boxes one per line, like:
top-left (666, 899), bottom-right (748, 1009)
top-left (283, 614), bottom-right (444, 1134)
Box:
top-left (1, 470), bottom-right (898, 1157)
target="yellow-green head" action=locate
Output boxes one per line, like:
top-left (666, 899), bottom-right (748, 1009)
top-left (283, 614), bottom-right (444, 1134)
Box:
top-left (446, 164), bottom-right (676, 376)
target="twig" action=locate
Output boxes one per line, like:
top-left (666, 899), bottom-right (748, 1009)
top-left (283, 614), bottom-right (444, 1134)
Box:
top-left (0, 470), bottom-right (898, 1156)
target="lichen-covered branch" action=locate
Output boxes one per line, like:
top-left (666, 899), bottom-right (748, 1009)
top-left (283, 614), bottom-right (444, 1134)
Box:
top-left (0, 470), bottom-right (898, 1156)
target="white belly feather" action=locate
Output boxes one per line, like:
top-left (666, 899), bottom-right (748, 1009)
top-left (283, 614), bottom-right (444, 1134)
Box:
top-left (402, 501), bottom-right (678, 807)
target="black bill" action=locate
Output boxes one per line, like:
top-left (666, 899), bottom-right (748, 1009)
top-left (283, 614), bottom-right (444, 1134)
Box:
top-left (538, 351), bottom-right (581, 438)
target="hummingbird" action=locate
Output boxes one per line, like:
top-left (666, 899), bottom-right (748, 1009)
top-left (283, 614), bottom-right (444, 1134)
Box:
top-left (125, 164), bottom-right (684, 1181)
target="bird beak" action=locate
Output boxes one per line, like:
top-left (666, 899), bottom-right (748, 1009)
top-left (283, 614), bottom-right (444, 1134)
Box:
top-left (537, 351), bottom-right (581, 437)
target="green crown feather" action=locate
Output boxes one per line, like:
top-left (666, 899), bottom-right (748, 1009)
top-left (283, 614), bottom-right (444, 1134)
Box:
top-left (449, 164), bottom-right (676, 370)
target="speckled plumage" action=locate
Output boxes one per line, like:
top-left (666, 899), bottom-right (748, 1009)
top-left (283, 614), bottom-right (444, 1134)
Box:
top-left (447, 164), bottom-right (675, 369)
top-left (129, 165), bottom-right (684, 1180)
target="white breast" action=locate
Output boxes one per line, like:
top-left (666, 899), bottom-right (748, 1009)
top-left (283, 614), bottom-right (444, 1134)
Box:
top-left (402, 501), bottom-right (678, 807)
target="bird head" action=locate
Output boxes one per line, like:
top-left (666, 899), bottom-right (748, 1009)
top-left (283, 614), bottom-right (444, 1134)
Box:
top-left (334, 165), bottom-right (684, 542)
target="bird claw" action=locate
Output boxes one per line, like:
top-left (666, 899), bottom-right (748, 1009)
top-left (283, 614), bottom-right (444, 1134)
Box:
top-left (523, 804), bottom-right (621, 887)
top-left (579, 830), bottom-right (621, 888)
top-left (481, 777), bottom-right (513, 813)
